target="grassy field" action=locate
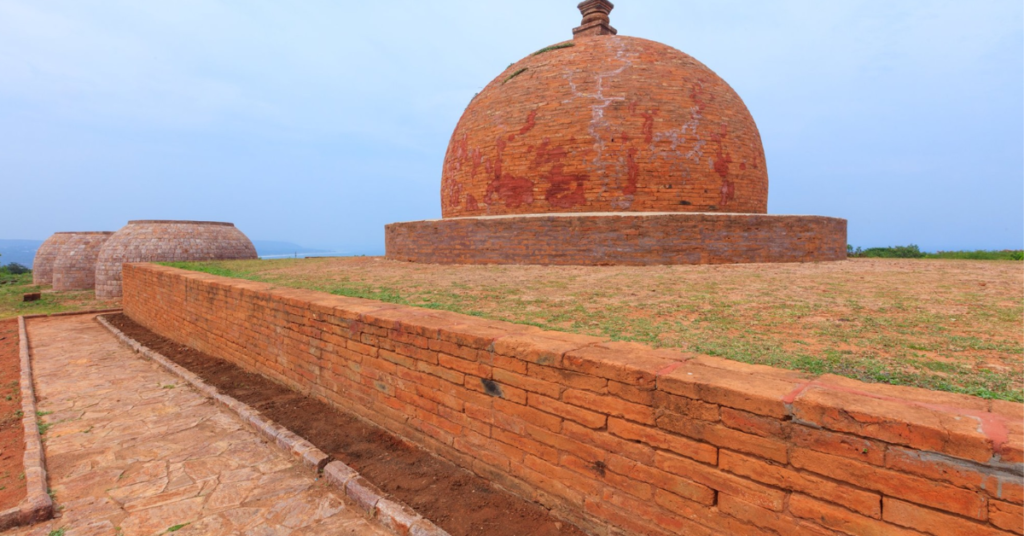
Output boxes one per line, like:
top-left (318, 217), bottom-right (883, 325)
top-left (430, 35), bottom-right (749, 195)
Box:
top-left (166, 257), bottom-right (1024, 402)
top-left (0, 272), bottom-right (120, 321)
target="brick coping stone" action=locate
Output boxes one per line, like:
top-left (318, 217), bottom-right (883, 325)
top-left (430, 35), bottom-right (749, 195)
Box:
top-left (97, 314), bottom-right (450, 536)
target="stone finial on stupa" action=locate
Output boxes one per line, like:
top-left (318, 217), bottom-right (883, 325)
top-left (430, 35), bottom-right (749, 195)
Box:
top-left (573, 0), bottom-right (617, 38)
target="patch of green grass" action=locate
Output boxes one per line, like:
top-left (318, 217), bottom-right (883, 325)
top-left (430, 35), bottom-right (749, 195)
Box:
top-left (160, 261), bottom-right (259, 279)
top-left (166, 523), bottom-right (190, 532)
top-left (0, 272), bottom-right (117, 321)
top-left (929, 250), bottom-right (1024, 261)
top-left (48, 528), bottom-right (66, 536)
top-left (503, 67), bottom-right (528, 84)
top-left (848, 245), bottom-right (1023, 261)
top-left (532, 42), bottom-right (575, 55)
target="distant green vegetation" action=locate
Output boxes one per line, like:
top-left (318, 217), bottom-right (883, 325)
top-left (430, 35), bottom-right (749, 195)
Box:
top-left (503, 67), bottom-right (528, 84)
top-left (848, 245), bottom-right (1023, 261)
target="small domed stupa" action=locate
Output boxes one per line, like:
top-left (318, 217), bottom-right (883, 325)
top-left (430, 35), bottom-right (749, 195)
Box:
top-left (387, 1), bottom-right (846, 265)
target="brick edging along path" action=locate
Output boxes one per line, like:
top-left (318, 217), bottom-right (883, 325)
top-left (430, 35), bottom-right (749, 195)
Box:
top-left (0, 316), bottom-right (53, 531)
top-left (97, 314), bottom-right (450, 536)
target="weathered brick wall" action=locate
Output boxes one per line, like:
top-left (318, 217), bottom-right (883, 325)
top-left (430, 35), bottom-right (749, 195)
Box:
top-left (51, 232), bottom-right (113, 291)
top-left (387, 213), bottom-right (847, 265)
top-left (442, 35), bottom-right (769, 218)
top-left (124, 264), bottom-right (1023, 536)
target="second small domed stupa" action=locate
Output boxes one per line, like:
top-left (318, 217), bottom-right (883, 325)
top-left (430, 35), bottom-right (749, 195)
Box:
top-left (386, 1), bottom-right (846, 265)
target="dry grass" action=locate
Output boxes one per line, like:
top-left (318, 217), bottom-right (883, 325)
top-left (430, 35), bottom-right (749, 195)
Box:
top-left (167, 257), bottom-right (1023, 401)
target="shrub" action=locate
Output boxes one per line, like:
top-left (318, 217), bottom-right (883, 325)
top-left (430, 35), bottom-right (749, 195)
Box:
top-left (0, 263), bottom-right (30, 275)
top-left (858, 245), bottom-right (925, 258)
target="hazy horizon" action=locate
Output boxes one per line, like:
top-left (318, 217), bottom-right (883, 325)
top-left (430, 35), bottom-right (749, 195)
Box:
top-left (1, 1), bottom-right (1021, 253)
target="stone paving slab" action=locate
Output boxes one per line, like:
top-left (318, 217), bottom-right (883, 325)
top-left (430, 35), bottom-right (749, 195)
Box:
top-left (3, 314), bottom-right (391, 536)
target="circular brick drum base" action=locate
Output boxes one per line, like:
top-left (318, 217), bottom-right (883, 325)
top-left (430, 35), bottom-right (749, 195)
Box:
top-left (386, 213), bottom-right (847, 265)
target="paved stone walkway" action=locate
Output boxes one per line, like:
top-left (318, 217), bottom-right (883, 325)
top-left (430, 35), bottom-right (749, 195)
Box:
top-left (5, 314), bottom-right (390, 536)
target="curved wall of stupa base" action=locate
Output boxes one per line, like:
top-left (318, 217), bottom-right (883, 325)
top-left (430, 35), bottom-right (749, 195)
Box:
top-left (386, 213), bottom-right (848, 266)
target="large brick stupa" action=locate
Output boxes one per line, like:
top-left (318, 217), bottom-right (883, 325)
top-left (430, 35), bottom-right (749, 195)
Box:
top-left (386, 1), bottom-right (846, 265)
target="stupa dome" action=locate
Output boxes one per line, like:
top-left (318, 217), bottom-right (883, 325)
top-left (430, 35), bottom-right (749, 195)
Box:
top-left (441, 2), bottom-right (767, 218)
top-left (33, 232), bottom-right (111, 286)
top-left (33, 233), bottom-right (74, 285)
top-left (95, 220), bottom-right (257, 299)
top-left (52, 232), bottom-right (113, 291)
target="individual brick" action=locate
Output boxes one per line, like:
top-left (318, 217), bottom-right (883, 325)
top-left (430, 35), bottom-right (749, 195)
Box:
top-left (655, 451), bottom-right (785, 512)
top-left (791, 383), bottom-right (997, 463)
top-left (886, 446), bottom-right (1023, 503)
top-left (788, 494), bottom-right (924, 536)
top-left (717, 495), bottom-right (834, 536)
top-left (528, 393), bottom-right (607, 429)
top-left (883, 497), bottom-right (1009, 536)
top-left (657, 413), bottom-right (788, 464)
top-left (562, 388), bottom-right (654, 425)
top-left (989, 500), bottom-right (1024, 534)
top-left (657, 360), bottom-right (805, 419)
top-left (790, 448), bottom-right (988, 520)
top-left (608, 417), bottom-right (717, 464)
top-left (788, 424), bottom-right (885, 466)
top-left (719, 450), bottom-right (881, 518)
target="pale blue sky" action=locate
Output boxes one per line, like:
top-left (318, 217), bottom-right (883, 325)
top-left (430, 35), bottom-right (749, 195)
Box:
top-left (1, 1), bottom-right (1021, 253)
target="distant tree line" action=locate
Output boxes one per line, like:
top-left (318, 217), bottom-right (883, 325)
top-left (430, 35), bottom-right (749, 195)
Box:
top-left (0, 252), bottom-right (31, 275)
top-left (847, 245), bottom-right (1024, 260)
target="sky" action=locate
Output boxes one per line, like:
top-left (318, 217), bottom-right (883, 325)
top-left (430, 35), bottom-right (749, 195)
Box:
top-left (0, 0), bottom-right (1021, 253)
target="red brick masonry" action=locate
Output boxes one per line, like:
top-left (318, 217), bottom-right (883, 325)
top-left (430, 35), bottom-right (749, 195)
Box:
top-left (442, 36), bottom-right (770, 217)
top-left (124, 264), bottom-right (1023, 536)
top-left (386, 213), bottom-right (847, 265)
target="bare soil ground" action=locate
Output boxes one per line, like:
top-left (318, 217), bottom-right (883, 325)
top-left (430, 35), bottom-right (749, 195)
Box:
top-left (0, 318), bottom-right (26, 510)
top-left (108, 314), bottom-right (586, 536)
top-left (167, 257), bottom-right (1024, 401)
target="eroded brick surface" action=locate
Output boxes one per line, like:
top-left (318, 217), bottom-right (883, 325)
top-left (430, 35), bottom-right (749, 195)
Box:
top-left (7, 314), bottom-right (388, 536)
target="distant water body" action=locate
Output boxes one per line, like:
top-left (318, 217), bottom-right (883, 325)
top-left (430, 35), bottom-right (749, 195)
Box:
top-left (258, 251), bottom-right (366, 260)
